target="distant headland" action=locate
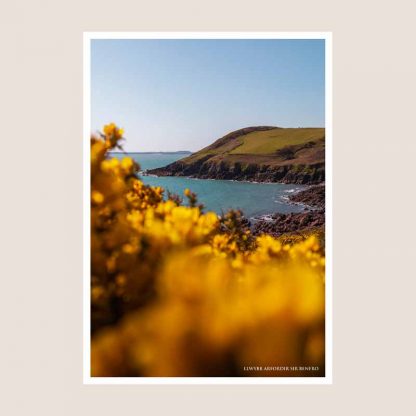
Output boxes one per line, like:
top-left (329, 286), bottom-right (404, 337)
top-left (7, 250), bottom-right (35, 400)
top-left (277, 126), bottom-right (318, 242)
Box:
top-left (148, 126), bottom-right (325, 185)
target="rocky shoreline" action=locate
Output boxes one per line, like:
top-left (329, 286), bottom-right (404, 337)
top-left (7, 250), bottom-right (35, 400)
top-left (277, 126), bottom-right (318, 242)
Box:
top-left (288, 184), bottom-right (325, 210)
top-left (148, 161), bottom-right (325, 185)
top-left (251, 185), bottom-right (325, 238)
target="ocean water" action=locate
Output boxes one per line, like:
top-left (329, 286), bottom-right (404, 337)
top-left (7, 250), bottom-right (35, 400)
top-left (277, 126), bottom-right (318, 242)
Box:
top-left (110, 152), bottom-right (307, 218)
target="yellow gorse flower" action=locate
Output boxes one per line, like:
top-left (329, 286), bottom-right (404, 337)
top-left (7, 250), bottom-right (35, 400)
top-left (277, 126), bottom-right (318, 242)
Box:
top-left (103, 122), bottom-right (124, 138)
top-left (90, 124), bottom-right (326, 377)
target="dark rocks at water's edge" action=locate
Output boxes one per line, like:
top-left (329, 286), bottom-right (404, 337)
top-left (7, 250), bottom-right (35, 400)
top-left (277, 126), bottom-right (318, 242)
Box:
top-left (289, 184), bottom-right (325, 210)
top-left (251, 185), bottom-right (325, 238)
top-left (251, 210), bottom-right (325, 238)
top-left (149, 161), bottom-right (325, 185)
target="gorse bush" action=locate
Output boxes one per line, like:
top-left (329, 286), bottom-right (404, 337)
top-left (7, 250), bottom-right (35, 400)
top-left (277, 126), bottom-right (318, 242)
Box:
top-left (90, 124), bottom-right (326, 377)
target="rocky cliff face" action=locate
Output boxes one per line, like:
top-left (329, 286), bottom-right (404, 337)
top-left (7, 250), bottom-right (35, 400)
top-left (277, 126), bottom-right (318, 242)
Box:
top-left (149, 160), bottom-right (325, 185)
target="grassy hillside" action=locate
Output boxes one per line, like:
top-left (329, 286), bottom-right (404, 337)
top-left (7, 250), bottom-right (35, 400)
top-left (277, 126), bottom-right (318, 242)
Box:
top-left (230, 128), bottom-right (324, 154)
top-left (180, 127), bottom-right (324, 165)
top-left (183, 126), bottom-right (277, 162)
top-left (149, 126), bottom-right (325, 184)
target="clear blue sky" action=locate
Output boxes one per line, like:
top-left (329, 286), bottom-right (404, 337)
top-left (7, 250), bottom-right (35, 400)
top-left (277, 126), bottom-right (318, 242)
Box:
top-left (91, 39), bottom-right (325, 152)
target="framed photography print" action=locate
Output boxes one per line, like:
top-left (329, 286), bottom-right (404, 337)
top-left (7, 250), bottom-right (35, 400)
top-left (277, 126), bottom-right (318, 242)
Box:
top-left (83, 32), bottom-right (332, 384)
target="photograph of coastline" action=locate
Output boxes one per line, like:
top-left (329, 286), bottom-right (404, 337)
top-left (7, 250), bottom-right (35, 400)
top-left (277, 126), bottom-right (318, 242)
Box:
top-left (87, 34), bottom-right (330, 380)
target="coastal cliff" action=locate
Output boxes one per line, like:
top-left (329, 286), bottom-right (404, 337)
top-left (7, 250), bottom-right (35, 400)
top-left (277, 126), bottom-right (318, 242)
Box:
top-left (148, 126), bottom-right (325, 185)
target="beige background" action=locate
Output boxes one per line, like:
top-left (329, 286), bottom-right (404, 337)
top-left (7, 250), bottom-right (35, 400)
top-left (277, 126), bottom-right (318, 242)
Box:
top-left (1, 0), bottom-right (415, 414)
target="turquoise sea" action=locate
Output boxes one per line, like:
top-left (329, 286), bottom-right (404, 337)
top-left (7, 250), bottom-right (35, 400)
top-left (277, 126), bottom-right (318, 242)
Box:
top-left (110, 152), bottom-right (307, 219)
